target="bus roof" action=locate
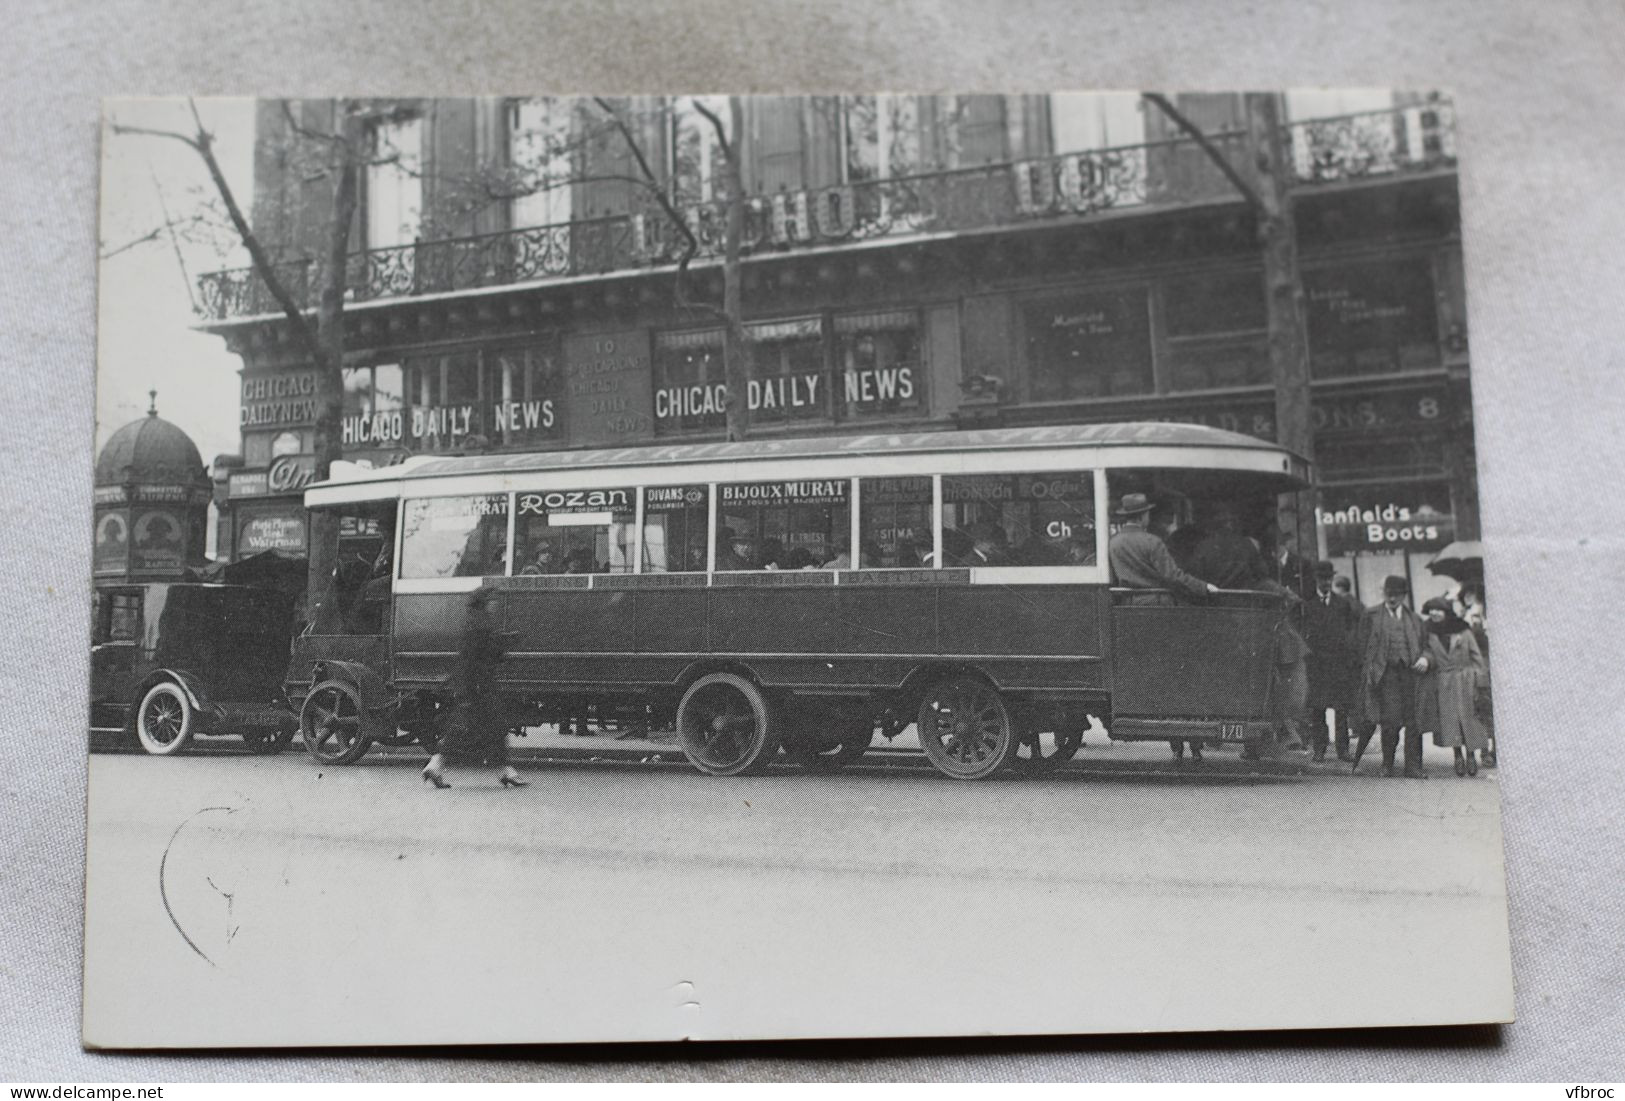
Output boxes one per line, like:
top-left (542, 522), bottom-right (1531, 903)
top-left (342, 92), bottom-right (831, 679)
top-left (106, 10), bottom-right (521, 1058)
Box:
top-left (312, 422), bottom-right (1309, 492)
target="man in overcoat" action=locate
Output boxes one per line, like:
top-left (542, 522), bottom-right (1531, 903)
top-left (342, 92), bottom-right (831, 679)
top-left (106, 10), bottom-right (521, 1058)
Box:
top-left (1108, 493), bottom-right (1217, 606)
top-left (1303, 560), bottom-right (1361, 761)
top-left (1352, 574), bottom-right (1431, 778)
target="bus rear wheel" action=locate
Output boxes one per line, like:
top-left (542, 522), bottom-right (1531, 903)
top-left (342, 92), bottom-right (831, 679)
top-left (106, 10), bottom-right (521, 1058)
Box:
top-left (916, 676), bottom-right (1014, 780)
top-left (300, 680), bottom-right (373, 766)
top-left (677, 673), bottom-right (779, 776)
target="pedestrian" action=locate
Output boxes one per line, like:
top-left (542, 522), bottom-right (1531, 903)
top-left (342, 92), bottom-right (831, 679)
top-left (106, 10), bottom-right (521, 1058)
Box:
top-left (1417, 596), bottom-right (1490, 776)
top-left (1303, 560), bottom-right (1361, 761)
top-left (1352, 575), bottom-right (1430, 778)
top-left (422, 585), bottom-right (526, 789)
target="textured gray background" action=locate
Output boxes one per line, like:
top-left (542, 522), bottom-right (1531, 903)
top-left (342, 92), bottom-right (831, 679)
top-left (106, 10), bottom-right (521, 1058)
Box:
top-left (3, 0), bottom-right (1622, 1082)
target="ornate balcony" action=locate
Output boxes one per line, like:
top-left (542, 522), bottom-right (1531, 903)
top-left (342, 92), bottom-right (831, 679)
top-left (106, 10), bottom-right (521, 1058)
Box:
top-left (195, 104), bottom-right (1456, 323)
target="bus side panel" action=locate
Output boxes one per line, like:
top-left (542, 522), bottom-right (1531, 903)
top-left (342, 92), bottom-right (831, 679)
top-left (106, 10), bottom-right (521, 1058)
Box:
top-left (504, 590), bottom-right (637, 653)
top-left (633, 589), bottom-right (709, 654)
top-left (937, 586), bottom-right (1106, 658)
top-left (708, 588), bottom-right (842, 655)
top-left (834, 587), bottom-right (939, 655)
top-left (1110, 606), bottom-right (1275, 719)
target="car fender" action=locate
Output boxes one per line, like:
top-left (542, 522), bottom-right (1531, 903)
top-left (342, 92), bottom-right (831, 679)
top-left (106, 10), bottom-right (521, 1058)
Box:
top-left (134, 668), bottom-right (216, 715)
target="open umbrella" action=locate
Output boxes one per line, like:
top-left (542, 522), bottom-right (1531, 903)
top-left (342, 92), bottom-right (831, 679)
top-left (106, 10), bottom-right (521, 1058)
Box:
top-left (1427, 540), bottom-right (1484, 583)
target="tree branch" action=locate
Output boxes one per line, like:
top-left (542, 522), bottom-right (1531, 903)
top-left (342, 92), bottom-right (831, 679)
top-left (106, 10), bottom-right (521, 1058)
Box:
top-left (690, 97), bottom-right (734, 164)
top-left (592, 96), bottom-right (728, 325)
top-left (1141, 93), bottom-right (1263, 215)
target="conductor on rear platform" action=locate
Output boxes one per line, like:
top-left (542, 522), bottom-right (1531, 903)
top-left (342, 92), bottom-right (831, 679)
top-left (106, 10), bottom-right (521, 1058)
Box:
top-left (1108, 493), bottom-right (1218, 607)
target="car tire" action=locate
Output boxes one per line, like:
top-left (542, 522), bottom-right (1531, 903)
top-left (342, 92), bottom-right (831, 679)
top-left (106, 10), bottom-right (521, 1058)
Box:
top-left (135, 681), bottom-right (195, 756)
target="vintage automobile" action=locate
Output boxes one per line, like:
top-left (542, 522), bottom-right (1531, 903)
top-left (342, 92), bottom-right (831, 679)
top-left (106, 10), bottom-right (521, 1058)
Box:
top-left (90, 582), bottom-right (298, 755)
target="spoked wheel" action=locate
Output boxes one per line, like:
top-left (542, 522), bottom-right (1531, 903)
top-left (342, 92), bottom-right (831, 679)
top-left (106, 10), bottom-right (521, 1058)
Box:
top-left (677, 673), bottom-right (779, 776)
top-left (299, 680), bottom-right (373, 766)
top-left (135, 681), bottom-right (194, 756)
top-left (916, 676), bottom-right (1015, 780)
top-left (1012, 722), bottom-right (1086, 774)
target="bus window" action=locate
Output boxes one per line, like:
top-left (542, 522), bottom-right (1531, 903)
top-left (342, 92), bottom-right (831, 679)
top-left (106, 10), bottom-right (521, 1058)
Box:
top-left (941, 472), bottom-right (1096, 567)
top-left (717, 478), bottom-right (851, 570)
top-left (642, 485), bottom-right (708, 573)
top-left (858, 476), bottom-right (932, 568)
top-left (514, 487), bottom-right (635, 576)
top-left (400, 495), bottom-right (509, 579)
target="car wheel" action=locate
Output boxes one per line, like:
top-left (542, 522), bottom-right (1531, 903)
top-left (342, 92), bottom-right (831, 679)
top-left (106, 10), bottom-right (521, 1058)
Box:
top-left (299, 680), bottom-right (373, 765)
top-left (135, 682), bottom-right (194, 756)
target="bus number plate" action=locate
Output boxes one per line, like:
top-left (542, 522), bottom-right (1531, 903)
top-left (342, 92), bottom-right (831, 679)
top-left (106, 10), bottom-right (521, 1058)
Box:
top-left (1218, 722), bottom-right (1247, 741)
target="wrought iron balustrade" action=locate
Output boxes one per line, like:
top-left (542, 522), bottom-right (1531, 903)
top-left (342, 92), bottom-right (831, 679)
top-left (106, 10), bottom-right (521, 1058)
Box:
top-left (195, 103), bottom-right (1455, 322)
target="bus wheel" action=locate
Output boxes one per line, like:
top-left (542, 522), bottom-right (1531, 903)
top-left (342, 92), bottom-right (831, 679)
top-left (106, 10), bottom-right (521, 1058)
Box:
top-left (135, 681), bottom-right (194, 756)
top-left (300, 680), bottom-right (373, 766)
top-left (916, 677), bottom-right (1014, 780)
top-left (677, 673), bottom-right (779, 776)
top-left (1013, 722), bottom-right (1085, 774)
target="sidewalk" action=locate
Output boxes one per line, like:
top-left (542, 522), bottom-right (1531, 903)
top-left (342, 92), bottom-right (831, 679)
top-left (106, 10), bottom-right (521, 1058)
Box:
top-left (498, 723), bottom-right (1494, 780)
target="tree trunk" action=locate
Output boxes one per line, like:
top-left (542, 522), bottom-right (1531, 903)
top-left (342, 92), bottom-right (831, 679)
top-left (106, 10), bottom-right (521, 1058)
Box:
top-left (305, 106), bottom-right (363, 632)
top-left (1245, 93), bottom-right (1316, 561)
top-left (721, 96), bottom-right (752, 442)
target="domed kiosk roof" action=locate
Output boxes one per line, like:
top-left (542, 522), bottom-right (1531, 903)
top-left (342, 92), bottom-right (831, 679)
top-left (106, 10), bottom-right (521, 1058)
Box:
top-left (96, 398), bottom-right (209, 489)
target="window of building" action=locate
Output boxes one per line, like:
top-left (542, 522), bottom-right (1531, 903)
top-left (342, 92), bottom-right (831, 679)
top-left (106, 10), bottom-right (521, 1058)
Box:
top-left (858, 476), bottom-right (932, 568)
top-left (399, 495), bottom-right (509, 579)
top-left (652, 318), bottom-right (826, 435)
top-left (835, 310), bottom-right (922, 419)
top-left (1050, 93), bottom-right (1145, 152)
top-left (1305, 257), bottom-right (1440, 377)
top-left (365, 115), bottom-right (422, 250)
top-left (642, 485), bottom-right (709, 572)
top-left (483, 343), bottom-right (561, 446)
top-left (716, 479), bottom-right (851, 571)
top-left (508, 98), bottom-right (575, 229)
top-left (1162, 270), bottom-right (1270, 392)
top-left (513, 487), bottom-right (635, 576)
top-left (948, 95), bottom-right (1008, 166)
top-left (843, 95), bottom-right (925, 182)
top-left (751, 96), bottom-right (805, 195)
top-left (342, 364), bottom-right (405, 419)
top-left (1022, 287), bottom-right (1154, 401)
top-left (941, 473), bottom-right (1097, 568)
top-left (403, 352), bottom-right (481, 451)
top-left (671, 95), bottom-right (732, 205)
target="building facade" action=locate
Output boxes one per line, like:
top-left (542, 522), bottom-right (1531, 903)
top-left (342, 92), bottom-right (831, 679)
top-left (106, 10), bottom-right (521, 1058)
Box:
top-left (197, 92), bottom-right (1469, 601)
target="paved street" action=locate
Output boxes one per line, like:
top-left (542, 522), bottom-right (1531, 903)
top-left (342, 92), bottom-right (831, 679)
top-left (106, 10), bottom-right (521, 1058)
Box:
top-left (82, 734), bottom-right (1513, 1048)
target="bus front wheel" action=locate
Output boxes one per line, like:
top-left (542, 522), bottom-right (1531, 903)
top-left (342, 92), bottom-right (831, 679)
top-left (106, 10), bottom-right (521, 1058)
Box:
top-left (677, 673), bottom-right (780, 776)
top-left (916, 677), bottom-right (1015, 780)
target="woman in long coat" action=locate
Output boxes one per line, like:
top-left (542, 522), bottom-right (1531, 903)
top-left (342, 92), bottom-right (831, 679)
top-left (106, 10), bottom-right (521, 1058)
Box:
top-left (1417, 596), bottom-right (1490, 776)
top-left (422, 585), bottom-right (526, 789)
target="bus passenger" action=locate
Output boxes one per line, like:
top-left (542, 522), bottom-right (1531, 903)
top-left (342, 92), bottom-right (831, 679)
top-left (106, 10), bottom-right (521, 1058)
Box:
top-left (520, 545), bottom-right (557, 576)
top-left (822, 539), bottom-right (852, 570)
top-left (759, 538), bottom-right (786, 570)
top-left (714, 527), bottom-right (750, 571)
top-left (965, 523), bottom-right (1010, 566)
top-left (1108, 493), bottom-right (1218, 607)
top-left (1186, 504), bottom-right (1268, 589)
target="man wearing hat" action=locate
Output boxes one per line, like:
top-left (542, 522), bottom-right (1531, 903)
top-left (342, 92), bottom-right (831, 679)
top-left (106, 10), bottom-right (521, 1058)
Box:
top-left (1351, 574), bottom-right (1431, 778)
top-left (1303, 560), bottom-right (1361, 761)
top-left (1108, 493), bottom-right (1217, 607)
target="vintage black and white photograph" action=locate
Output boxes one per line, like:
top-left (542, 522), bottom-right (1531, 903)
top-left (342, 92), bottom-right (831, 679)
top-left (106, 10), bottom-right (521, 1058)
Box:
top-left (84, 91), bottom-right (1512, 1048)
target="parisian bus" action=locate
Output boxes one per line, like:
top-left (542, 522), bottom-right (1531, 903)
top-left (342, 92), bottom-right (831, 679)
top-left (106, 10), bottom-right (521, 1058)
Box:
top-left (289, 421), bottom-right (1310, 781)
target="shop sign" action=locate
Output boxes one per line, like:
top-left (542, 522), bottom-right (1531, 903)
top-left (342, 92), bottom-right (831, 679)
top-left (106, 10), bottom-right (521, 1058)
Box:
top-left (241, 371), bottom-right (319, 428)
top-left (720, 480), bottom-right (848, 507)
top-left (644, 485), bottom-right (707, 513)
top-left (563, 330), bottom-right (655, 447)
top-left (131, 508), bottom-right (187, 573)
top-left (268, 454), bottom-right (318, 493)
top-left (517, 488), bottom-right (633, 515)
top-left (1318, 484), bottom-right (1455, 556)
top-left (1131, 387), bottom-right (1449, 442)
top-left (93, 511), bottom-right (129, 575)
top-left (228, 470), bottom-right (270, 498)
top-left (238, 513), bottom-right (307, 555)
top-left (93, 486), bottom-right (126, 505)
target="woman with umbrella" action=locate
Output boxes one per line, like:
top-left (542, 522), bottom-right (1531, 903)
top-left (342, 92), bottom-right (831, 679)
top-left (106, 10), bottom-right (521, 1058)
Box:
top-left (1417, 596), bottom-right (1490, 776)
